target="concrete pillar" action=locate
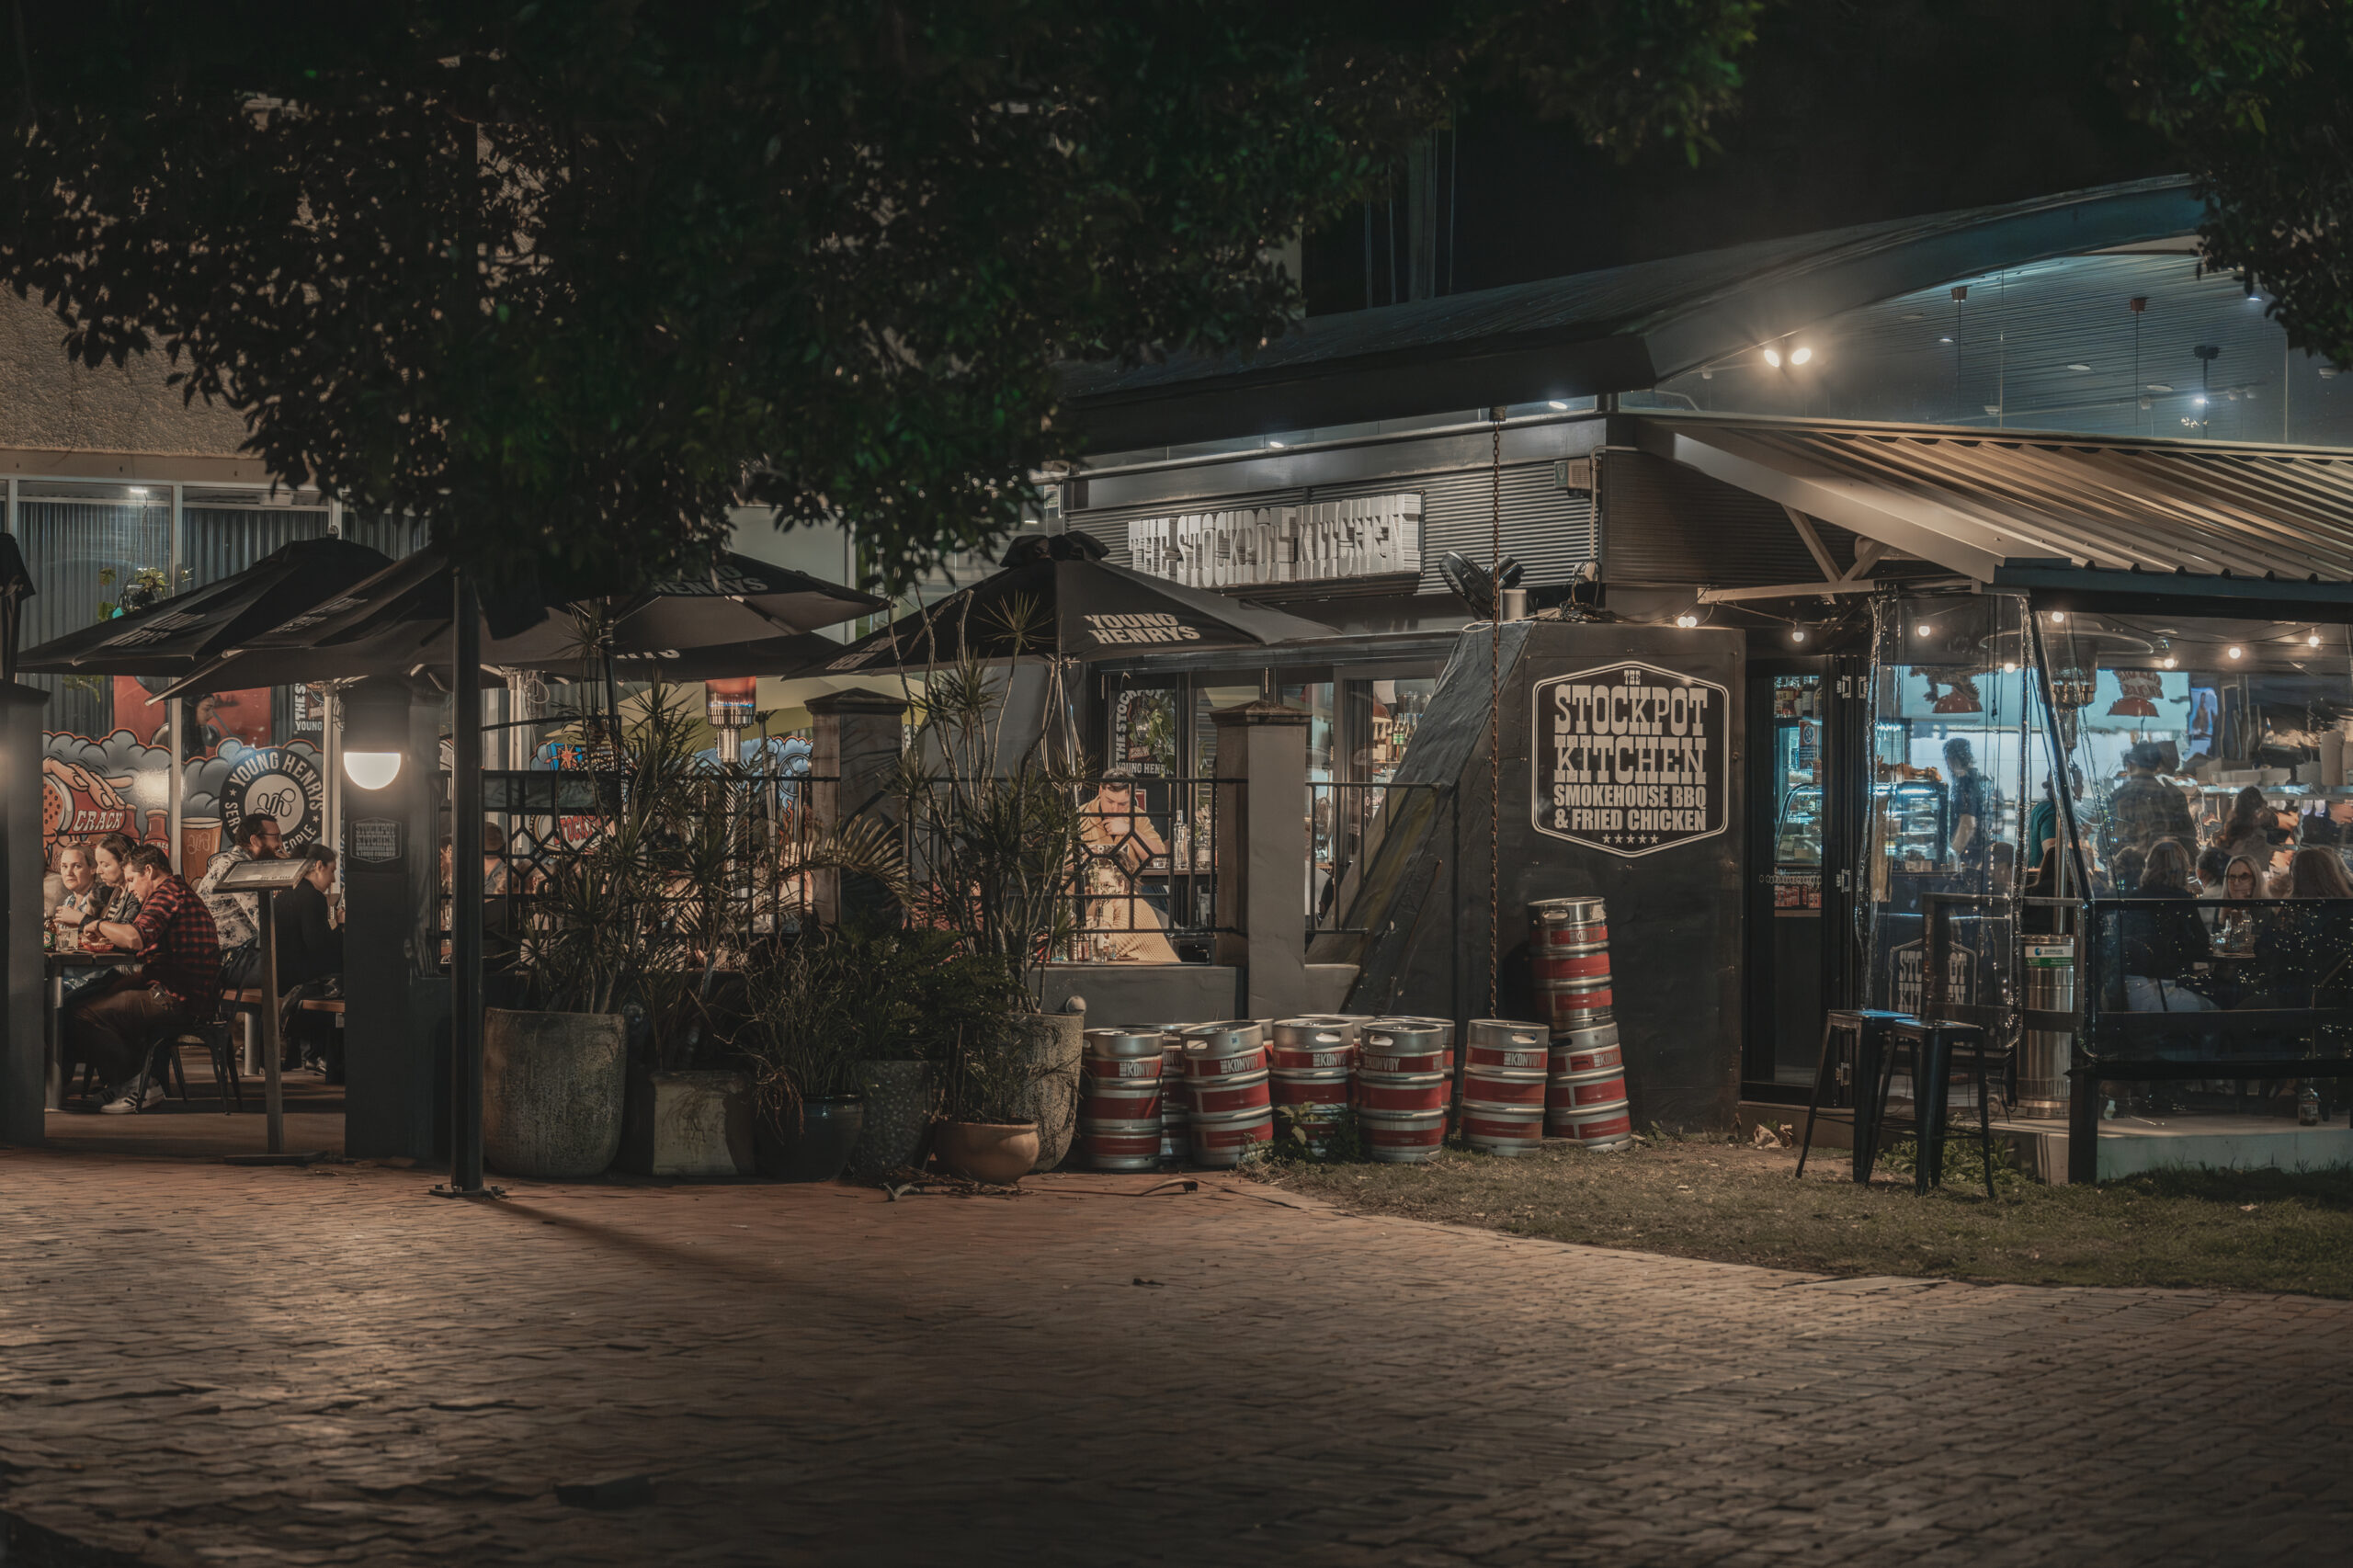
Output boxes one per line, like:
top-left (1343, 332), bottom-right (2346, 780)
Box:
top-left (807, 690), bottom-right (906, 925)
top-left (1, 682), bottom-right (47, 1144)
top-left (1212, 699), bottom-right (1312, 1022)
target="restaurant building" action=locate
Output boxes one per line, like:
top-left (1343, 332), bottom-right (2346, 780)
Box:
top-left (1039, 174), bottom-right (2353, 1174)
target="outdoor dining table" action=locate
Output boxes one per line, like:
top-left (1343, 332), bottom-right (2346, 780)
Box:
top-left (42, 949), bottom-right (138, 1109)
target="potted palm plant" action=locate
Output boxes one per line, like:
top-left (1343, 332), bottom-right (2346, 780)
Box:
top-left (506, 676), bottom-right (904, 1179)
top-left (894, 604), bottom-right (1094, 1174)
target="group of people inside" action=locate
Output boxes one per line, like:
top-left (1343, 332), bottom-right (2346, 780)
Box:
top-left (46, 815), bottom-right (345, 1115)
top-left (2011, 742), bottom-right (2353, 1021)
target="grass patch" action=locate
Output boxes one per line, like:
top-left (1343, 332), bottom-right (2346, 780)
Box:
top-left (1249, 1138), bottom-right (2353, 1298)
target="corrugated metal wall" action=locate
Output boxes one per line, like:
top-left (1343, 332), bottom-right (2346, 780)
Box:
top-left (1599, 449), bottom-right (1863, 586)
top-left (183, 506), bottom-right (330, 588)
top-left (1072, 460), bottom-right (1596, 595)
top-left (342, 512), bottom-right (434, 562)
top-left (14, 501), bottom-right (173, 737)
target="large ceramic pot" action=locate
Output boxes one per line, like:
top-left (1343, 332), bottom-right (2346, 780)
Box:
top-left (756, 1096), bottom-right (866, 1183)
top-left (1010, 1010), bottom-right (1086, 1172)
top-left (932, 1119), bottom-right (1040, 1185)
top-left (620, 1066), bottom-right (756, 1177)
top-left (847, 1060), bottom-right (932, 1181)
top-left (483, 1008), bottom-right (628, 1179)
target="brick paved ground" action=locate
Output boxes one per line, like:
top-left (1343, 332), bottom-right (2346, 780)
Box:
top-left (1, 1147), bottom-right (2348, 1567)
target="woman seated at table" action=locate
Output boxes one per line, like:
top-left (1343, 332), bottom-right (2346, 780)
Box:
top-left (2118, 839), bottom-right (2215, 1014)
top-left (2209, 854), bottom-right (2268, 955)
top-left (2245, 847), bottom-right (2353, 1007)
top-left (274, 847), bottom-right (346, 1078)
top-left (59, 833), bottom-right (145, 1006)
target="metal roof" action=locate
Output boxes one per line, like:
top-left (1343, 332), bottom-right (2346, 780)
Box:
top-left (1061, 177), bottom-right (2202, 450)
top-left (1632, 414), bottom-right (2353, 606)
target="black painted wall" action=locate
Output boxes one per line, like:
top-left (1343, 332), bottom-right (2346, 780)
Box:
top-left (1336, 619), bottom-right (1745, 1131)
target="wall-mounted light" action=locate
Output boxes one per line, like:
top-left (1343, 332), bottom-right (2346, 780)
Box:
top-left (342, 752), bottom-right (402, 790)
top-left (341, 677), bottom-right (407, 791)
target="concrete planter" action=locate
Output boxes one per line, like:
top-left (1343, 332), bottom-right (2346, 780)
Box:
top-left (620, 1066), bottom-right (756, 1177)
top-left (1010, 1011), bottom-right (1086, 1172)
top-left (847, 1060), bottom-right (933, 1180)
top-left (483, 1007), bottom-right (627, 1179)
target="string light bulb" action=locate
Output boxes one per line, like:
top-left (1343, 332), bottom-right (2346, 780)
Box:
top-left (2227, 645), bottom-right (2245, 660)
top-left (1675, 611), bottom-right (1699, 628)
top-left (1789, 626), bottom-right (1809, 644)
top-left (2161, 654), bottom-right (2177, 670)
top-left (2049, 611), bottom-right (2067, 624)
top-left (2309, 630), bottom-right (2324, 648)
top-left (1915, 623), bottom-right (1932, 638)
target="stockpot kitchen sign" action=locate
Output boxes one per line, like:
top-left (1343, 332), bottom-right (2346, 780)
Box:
top-left (1531, 662), bottom-right (1728, 858)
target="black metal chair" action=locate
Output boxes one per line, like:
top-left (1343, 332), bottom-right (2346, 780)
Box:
top-left (1864, 1017), bottom-right (2010, 1198)
top-left (1795, 1009), bottom-right (1912, 1183)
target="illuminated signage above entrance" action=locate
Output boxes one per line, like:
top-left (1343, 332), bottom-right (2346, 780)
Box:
top-left (1126, 494), bottom-right (1421, 590)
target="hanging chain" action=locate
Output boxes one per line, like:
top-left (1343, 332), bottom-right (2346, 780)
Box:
top-left (1488, 410), bottom-right (1502, 1019)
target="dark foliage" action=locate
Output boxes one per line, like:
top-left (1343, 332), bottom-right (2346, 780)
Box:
top-left (2125, 2), bottom-right (2353, 371)
top-left (0, 3), bottom-right (1756, 594)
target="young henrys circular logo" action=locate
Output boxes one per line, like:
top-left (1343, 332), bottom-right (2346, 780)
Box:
top-left (224, 746), bottom-right (327, 852)
top-left (1532, 663), bottom-right (1729, 858)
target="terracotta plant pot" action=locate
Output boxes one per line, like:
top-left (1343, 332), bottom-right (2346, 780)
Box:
top-left (756, 1096), bottom-right (866, 1183)
top-left (931, 1119), bottom-right (1040, 1185)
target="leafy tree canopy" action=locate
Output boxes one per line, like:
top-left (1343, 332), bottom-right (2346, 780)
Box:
top-left (2127, 1), bottom-right (2353, 372)
top-left (1, 2), bottom-right (1758, 595)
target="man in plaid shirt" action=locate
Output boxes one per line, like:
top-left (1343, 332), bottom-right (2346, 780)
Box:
top-left (70, 845), bottom-right (221, 1114)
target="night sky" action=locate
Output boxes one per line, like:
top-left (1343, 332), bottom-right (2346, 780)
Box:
top-left (1304, 1), bottom-right (2176, 312)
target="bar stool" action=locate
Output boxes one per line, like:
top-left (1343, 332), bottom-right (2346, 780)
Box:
top-left (1867, 1017), bottom-right (2010, 1198)
top-left (1796, 1009), bottom-right (1912, 1183)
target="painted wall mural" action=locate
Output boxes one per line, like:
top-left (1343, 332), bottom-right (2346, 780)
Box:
top-left (40, 726), bottom-right (326, 871)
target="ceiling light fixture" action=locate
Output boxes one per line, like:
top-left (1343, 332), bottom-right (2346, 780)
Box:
top-left (2227, 644), bottom-right (2245, 660)
top-left (1789, 626), bottom-right (1808, 644)
top-left (1675, 611), bottom-right (1699, 628)
top-left (1267, 439), bottom-right (1286, 449)
top-left (1790, 346), bottom-right (1813, 366)
top-left (2049, 611), bottom-right (2067, 623)
top-left (2146, 382), bottom-right (2173, 392)
top-left (1547, 400), bottom-right (1568, 411)
top-left (1762, 347), bottom-right (1783, 369)
top-left (2310, 630), bottom-right (2324, 648)
top-left (1915, 623), bottom-right (1932, 638)
top-left (2066, 363), bottom-right (2092, 372)
top-left (2161, 654), bottom-right (2177, 670)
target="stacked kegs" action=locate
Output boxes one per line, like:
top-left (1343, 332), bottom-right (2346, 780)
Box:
top-left (1547, 1020), bottom-right (1632, 1147)
top-left (1268, 1017), bottom-right (1356, 1159)
top-left (1157, 1028), bottom-right (1189, 1164)
top-left (1531, 896), bottom-right (1632, 1150)
top-left (1182, 1021), bottom-right (1273, 1166)
top-left (1530, 896), bottom-right (1612, 1032)
top-left (1462, 1019), bottom-right (1550, 1155)
top-left (1356, 1017), bottom-right (1452, 1162)
top-left (1079, 1028), bottom-right (1166, 1171)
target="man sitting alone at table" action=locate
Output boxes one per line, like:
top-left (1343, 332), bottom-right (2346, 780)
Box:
top-left (197, 814), bottom-right (282, 992)
top-left (69, 845), bottom-right (221, 1115)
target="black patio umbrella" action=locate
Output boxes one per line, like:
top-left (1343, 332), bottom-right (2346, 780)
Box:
top-left (161, 547), bottom-right (885, 697)
top-left (16, 536), bottom-right (394, 678)
top-left (811, 531), bottom-right (1335, 676)
top-left (0, 531), bottom-right (33, 683)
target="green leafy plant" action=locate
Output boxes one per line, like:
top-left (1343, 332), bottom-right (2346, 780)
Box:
top-left (517, 676), bottom-right (908, 1070)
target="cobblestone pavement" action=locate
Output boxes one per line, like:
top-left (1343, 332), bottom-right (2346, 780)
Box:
top-left (1, 1147), bottom-right (2348, 1567)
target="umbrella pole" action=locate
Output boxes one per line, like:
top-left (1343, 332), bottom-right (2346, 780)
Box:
top-left (436, 568), bottom-right (495, 1199)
